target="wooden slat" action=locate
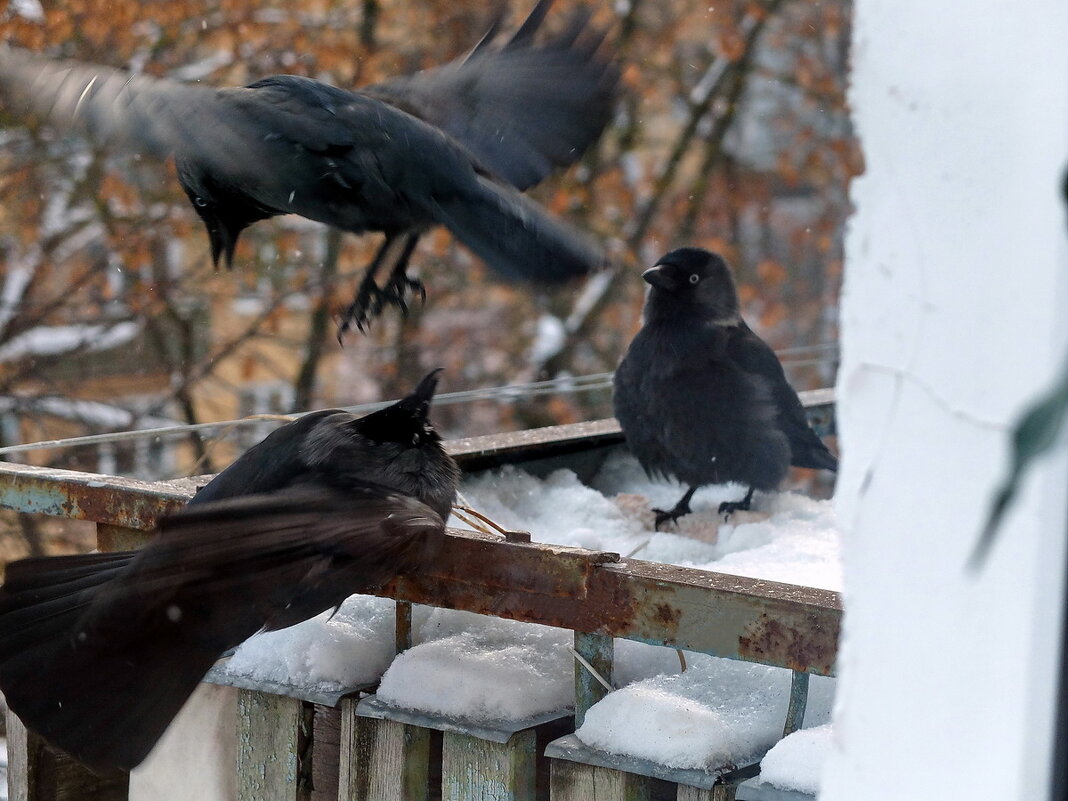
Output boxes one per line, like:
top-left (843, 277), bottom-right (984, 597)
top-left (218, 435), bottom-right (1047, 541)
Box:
top-left (5, 708), bottom-right (128, 801)
top-left (679, 783), bottom-right (736, 801)
top-left (338, 699), bottom-right (431, 801)
top-left (549, 760), bottom-right (651, 801)
top-left (310, 705), bottom-right (340, 801)
top-left (236, 690), bottom-right (311, 801)
top-left (441, 730), bottom-right (536, 801)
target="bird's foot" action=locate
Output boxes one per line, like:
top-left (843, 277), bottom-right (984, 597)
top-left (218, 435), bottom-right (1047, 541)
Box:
top-left (652, 502), bottom-right (691, 531)
top-left (652, 487), bottom-right (698, 530)
top-left (382, 271), bottom-right (426, 316)
top-left (718, 488), bottom-right (755, 521)
top-left (338, 275), bottom-right (427, 338)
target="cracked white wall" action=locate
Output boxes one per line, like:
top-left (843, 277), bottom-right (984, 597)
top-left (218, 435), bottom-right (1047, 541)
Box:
top-left (823, 1), bottom-right (1068, 798)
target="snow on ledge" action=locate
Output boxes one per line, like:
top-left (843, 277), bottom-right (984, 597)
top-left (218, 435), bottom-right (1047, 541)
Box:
top-left (223, 450), bottom-right (841, 758)
top-left (574, 656), bottom-right (835, 773)
top-left (754, 723), bottom-right (832, 796)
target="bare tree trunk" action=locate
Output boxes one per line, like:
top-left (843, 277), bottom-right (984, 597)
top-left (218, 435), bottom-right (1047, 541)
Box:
top-left (142, 291), bottom-right (215, 474)
top-left (293, 228), bottom-right (343, 411)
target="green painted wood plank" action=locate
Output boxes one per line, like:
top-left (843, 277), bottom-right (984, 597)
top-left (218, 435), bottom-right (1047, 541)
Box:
top-left (338, 699), bottom-right (430, 801)
top-left (236, 690), bottom-right (310, 801)
top-left (441, 730), bottom-right (536, 801)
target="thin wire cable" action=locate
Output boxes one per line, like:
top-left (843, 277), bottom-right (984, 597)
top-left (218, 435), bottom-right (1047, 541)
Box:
top-left (0, 346), bottom-right (839, 456)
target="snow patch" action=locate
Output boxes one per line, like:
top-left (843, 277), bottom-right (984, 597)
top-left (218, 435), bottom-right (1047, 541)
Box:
top-left (575, 655), bottom-right (835, 771)
top-left (0, 261), bottom-right (34, 335)
top-left (222, 451), bottom-right (840, 754)
top-left (0, 321), bottom-right (141, 363)
top-left (756, 723), bottom-right (832, 795)
top-left (223, 595), bottom-right (397, 693)
top-left (528, 313), bottom-right (566, 365)
top-left (10, 0), bottom-right (44, 22)
top-left (377, 611), bottom-right (573, 722)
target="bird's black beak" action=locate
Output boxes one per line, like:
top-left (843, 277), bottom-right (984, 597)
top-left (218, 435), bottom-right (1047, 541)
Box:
top-left (208, 222), bottom-right (239, 270)
top-left (642, 264), bottom-right (680, 292)
top-left (401, 368), bottom-right (444, 423)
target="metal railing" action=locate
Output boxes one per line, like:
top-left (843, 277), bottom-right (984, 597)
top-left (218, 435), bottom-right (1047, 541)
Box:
top-left (0, 390), bottom-right (839, 801)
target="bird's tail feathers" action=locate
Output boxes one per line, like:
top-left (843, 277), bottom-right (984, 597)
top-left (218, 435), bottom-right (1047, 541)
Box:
top-left (791, 440), bottom-right (838, 473)
top-left (0, 551), bottom-right (134, 653)
top-left (0, 550), bottom-right (212, 771)
top-left (432, 175), bottom-right (606, 283)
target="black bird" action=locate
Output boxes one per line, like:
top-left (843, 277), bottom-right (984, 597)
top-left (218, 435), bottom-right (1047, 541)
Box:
top-left (0, 370), bottom-right (459, 771)
top-left (0, 0), bottom-right (616, 334)
top-left (613, 248), bottom-right (837, 529)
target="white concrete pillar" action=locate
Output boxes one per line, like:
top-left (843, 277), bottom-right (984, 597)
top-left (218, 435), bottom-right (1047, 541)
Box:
top-left (824, 1), bottom-right (1068, 798)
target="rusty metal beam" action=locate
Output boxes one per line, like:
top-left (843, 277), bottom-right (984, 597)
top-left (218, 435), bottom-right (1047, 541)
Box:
top-left (0, 462), bottom-right (193, 530)
top-left (380, 531), bottom-right (840, 676)
top-left (0, 401), bottom-right (841, 676)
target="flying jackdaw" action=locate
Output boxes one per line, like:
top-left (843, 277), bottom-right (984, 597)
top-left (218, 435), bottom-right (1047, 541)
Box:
top-left (613, 248), bottom-right (837, 529)
top-left (0, 0), bottom-right (617, 334)
top-left (0, 370), bottom-right (459, 771)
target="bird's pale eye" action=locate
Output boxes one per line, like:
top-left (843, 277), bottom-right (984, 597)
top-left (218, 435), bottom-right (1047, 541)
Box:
top-left (689, 273), bottom-right (700, 284)
top-left (194, 196), bottom-right (208, 208)
top-left (411, 433), bottom-right (421, 445)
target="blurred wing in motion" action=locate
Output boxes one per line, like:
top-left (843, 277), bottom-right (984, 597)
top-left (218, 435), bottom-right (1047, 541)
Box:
top-left (370, 0), bottom-right (619, 189)
top-left (0, 483), bottom-right (444, 771)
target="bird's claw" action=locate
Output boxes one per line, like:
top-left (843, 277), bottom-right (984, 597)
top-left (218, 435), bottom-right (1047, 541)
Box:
top-left (652, 508), bottom-right (674, 531)
top-left (340, 274), bottom-right (427, 337)
top-left (717, 497), bottom-right (752, 521)
top-left (652, 506), bottom-right (686, 531)
top-left (384, 273), bottom-right (427, 314)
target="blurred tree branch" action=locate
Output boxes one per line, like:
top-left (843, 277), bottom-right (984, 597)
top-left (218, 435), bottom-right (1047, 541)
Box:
top-left (531, 0), bottom-right (787, 381)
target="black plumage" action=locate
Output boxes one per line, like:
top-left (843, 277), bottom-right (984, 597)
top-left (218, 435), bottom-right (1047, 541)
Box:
top-left (613, 248), bottom-right (837, 529)
top-left (0, 0), bottom-right (617, 333)
top-left (0, 370), bottom-right (459, 771)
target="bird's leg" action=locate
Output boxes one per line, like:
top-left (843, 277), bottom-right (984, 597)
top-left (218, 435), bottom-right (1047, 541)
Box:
top-left (653, 486), bottom-right (698, 530)
top-left (339, 233), bottom-right (426, 337)
top-left (380, 232), bottom-right (425, 314)
top-left (339, 234), bottom-right (401, 336)
top-left (718, 486), bottom-right (756, 520)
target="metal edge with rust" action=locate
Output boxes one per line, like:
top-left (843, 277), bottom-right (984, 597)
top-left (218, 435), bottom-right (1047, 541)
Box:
top-left (0, 400), bottom-right (841, 678)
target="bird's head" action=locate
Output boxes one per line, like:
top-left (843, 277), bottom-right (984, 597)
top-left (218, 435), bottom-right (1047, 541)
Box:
top-left (642, 247), bottom-right (740, 323)
top-left (177, 165), bottom-right (271, 269)
top-left (346, 368), bottom-right (458, 518)
top-left (353, 368), bottom-right (445, 449)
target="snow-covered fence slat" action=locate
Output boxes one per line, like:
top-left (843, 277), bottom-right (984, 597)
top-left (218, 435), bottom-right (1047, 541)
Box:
top-left (0, 390), bottom-right (838, 801)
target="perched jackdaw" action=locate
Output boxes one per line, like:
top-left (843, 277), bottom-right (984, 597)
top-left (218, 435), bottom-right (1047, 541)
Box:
top-left (613, 248), bottom-right (837, 528)
top-left (0, 0), bottom-right (617, 334)
top-left (0, 370), bottom-right (459, 771)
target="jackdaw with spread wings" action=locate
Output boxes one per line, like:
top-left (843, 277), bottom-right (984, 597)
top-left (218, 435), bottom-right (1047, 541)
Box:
top-left (0, 370), bottom-right (459, 771)
top-left (0, 0), bottom-right (616, 334)
top-left (613, 248), bottom-right (837, 529)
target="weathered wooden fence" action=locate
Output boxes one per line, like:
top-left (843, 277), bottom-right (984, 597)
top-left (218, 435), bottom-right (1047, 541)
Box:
top-left (0, 391), bottom-right (839, 801)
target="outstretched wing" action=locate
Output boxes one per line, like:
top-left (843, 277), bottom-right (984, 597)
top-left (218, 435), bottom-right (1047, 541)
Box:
top-left (0, 46), bottom-right (217, 159)
top-left (0, 483), bottom-right (444, 771)
top-left (0, 49), bottom-right (371, 180)
top-left (91, 482), bottom-right (445, 646)
top-left (368, 0), bottom-right (618, 190)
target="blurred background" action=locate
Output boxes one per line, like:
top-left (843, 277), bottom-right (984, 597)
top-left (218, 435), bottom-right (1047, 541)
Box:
top-left (0, 0), bottom-right (858, 557)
